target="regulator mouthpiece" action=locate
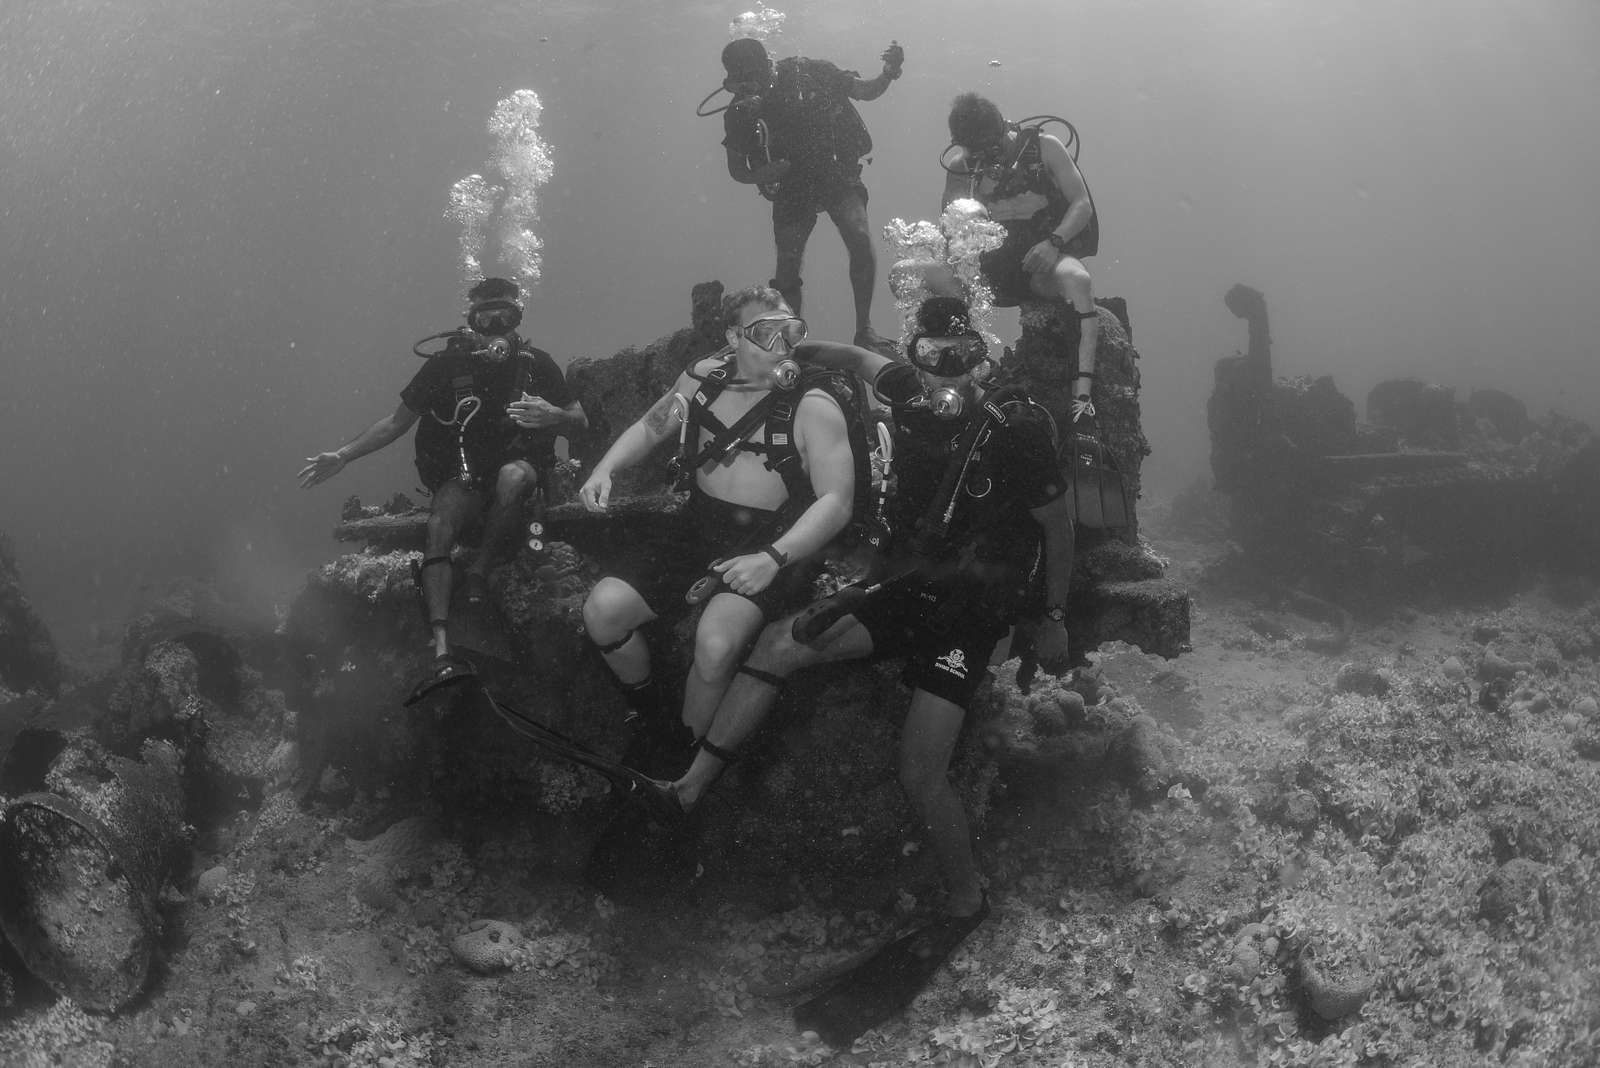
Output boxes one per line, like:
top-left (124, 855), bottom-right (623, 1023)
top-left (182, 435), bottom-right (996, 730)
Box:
top-left (771, 359), bottom-right (801, 391)
top-left (927, 388), bottom-right (966, 419)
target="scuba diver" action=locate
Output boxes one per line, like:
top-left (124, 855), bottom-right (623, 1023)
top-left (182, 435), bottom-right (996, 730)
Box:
top-left (942, 93), bottom-right (1101, 420)
top-left (298, 277), bottom-right (587, 664)
top-left (705, 37), bottom-right (905, 354)
top-left (576, 284), bottom-right (857, 781)
top-left (635, 296), bottom-right (1075, 1045)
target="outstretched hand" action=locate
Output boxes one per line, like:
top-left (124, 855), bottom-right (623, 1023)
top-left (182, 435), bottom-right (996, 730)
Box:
top-left (298, 451), bottom-right (346, 488)
top-left (881, 40), bottom-right (904, 78)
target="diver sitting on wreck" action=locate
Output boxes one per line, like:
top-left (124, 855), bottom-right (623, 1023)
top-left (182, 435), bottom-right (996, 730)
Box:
top-left (299, 276), bottom-right (587, 663)
top-left (643, 296), bottom-right (1073, 959)
top-left (575, 284), bottom-right (858, 778)
top-left (942, 93), bottom-right (1100, 417)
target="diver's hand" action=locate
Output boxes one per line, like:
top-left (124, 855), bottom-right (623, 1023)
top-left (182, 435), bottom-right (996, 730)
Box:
top-left (1070, 386), bottom-right (1096, 423)
top-left (1034, 618), bottom-right (1071, 674)
top-left (712, 551), bottom-right (778, 598)
top-left (508, 394), bottom-right (565, 429)
top-left (1022, 239), bottom-right (1060, 275)
top-left (880, 40), bottom-right (904, 78)
top-left (579, 469), bottom-right (614, 512)
top-left (298, 450), bottom-right (346, 488)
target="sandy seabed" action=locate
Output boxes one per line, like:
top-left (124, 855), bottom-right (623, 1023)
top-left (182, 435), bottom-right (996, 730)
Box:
top-left (4, 519), bottom-right (1599, 1068)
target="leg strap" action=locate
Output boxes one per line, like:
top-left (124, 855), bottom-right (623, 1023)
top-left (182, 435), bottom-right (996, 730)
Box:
top-left (592, 628), bottom-right (636, 656)
top-left (736, 664), bottom-right (787, 689)
top-left (696, 736), bottom-right (741, 767)
top-left (418, 555), bottom-right (452, 571)
top-left (1074, 307), bottom-right (1100, 321)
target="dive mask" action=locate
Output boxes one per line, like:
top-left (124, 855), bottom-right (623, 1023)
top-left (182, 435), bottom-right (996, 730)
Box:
top-left (741, 315), bottom-right (807, 352)
top-left (910, 335), bottom-right (988, 377)
top-left (467, 299), bottom-right (523, 335)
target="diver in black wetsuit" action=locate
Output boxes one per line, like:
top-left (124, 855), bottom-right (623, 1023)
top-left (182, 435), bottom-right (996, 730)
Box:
top-left (657, 296), bottom-right (1074, 928)
top-left (299, 277), bottom-right (587, 661)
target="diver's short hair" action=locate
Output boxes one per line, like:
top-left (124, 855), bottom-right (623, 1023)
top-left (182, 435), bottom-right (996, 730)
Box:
top-left (468, 276), bottom-right (520, 304)
top-left (722, 38), bottom-right (769, 75)
top-left (948, 92), bottom-right (1006, 146)
top-left (915, 296), bottom-right (980, 339)
top-left (722, 284), bottom-right (786, 330)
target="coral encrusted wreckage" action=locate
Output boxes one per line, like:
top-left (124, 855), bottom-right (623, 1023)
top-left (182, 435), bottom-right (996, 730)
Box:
top-left (5, 286), bottom-right (1600, 1066)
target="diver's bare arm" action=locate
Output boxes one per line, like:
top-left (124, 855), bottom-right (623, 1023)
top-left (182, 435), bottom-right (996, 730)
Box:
top-left (849, 71), bottom-right (894, 101)
top-left (794, 340), bottom-right (893, 384)
top-left (1041, 135), bottom-right (1093, 244)
top-left (561, 399), bottom-right (589, 432)
top-left (1030, 493), bottom-right (1076, 611)
top-left (769, 394), bottom-right (856, 561)
top-left (590, 382), bottom-right (687, 476)
top-left (340, 401), bottom-right (420, 463)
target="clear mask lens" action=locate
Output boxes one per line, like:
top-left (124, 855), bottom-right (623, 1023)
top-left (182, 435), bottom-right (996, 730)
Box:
top-left (911, 336), bottom-right (986, 376)
top-left (468, 301), bottom-right (522, 335)
top-left (743, 316), bottom-right (807, 351)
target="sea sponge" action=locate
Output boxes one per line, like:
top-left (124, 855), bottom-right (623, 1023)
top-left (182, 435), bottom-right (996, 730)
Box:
top-left (450, 919), bottom-right (521, 974)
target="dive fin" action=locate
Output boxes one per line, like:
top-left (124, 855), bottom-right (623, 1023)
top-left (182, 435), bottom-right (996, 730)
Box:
top-left (793, 898), bottom-right (989, 1047)
top-left (403, 653), bottom-right (479, 706)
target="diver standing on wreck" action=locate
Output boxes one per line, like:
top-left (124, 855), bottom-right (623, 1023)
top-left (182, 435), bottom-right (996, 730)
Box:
top-left (943, 93), bottom-right (1101, 416)
top-left (299, 277), bottom-right (587, 662)
top-left (710, 37), bottom-right (905, 353)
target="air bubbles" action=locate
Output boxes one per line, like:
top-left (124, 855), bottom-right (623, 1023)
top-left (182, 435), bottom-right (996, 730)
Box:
top-left (730, 5), bottom-right (786, 41)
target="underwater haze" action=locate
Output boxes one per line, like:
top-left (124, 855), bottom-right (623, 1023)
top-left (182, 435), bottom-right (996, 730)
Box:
top-left (3, 0), bottom-right (1598, 652)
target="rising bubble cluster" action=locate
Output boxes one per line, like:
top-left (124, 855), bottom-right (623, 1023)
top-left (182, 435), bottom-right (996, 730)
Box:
top-left (883, 198), bottom-right (1006, 349)
top-left (729, 5), bottom-right (786, 40)
top-left (446, 89), bottom-right (554, 298)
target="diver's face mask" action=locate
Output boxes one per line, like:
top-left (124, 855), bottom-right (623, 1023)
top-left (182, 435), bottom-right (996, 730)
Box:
top-left (740, 314), bottom-right (807, 353)
top-left (722, 61), bottom-right (771, 98)
top-left (466, 299), bottom-right (523, 337)
top-left (943, 126), bottom-right (1010, 175)
top-left (909, 335), bottom-right (990, 419)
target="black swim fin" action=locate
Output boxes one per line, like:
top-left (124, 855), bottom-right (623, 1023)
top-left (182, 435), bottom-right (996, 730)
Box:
top-left (793, 897), bottom-right (989, 1047)
top-left (403, 653), bottom-right (479, 706)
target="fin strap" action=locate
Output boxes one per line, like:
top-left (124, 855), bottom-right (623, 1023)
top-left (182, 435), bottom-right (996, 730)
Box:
top-left (736, 664), bottom-right (787, 689)
top-left (695, 736), bottom-right (741, 766)
top-left (592, 629), bottom-right (635, 655)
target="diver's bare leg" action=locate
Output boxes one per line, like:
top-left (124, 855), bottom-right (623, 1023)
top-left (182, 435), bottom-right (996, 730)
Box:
top-left (424, 480), bottom-right (485, 657)
top-left (899, 688), bottom-right (984, 916)
top-left (772, 200), bottom-right (821, 315)
top-left (1035, 255), bottom-right (1098, 373)
top-left (680, 592), bottom-right (767, 739)
top-left (827, 186), bottom-right (878, 338)
top-left (470, 460), bottom-right (538, 581)
top-left (674, 614), bottom-right (873, 809)
top-left (581, 577), bottom-right (657, 686)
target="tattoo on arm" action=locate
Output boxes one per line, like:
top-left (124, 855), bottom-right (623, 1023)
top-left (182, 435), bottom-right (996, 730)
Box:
top-left (644, 394), bottom-right (675, 434)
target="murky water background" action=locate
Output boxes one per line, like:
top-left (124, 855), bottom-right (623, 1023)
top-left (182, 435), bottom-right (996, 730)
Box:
top-left (3, 0), bottom-right (1597, 650)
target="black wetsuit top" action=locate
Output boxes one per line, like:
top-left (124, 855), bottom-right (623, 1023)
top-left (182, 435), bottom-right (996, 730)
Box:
top-left (722, 57), bottom-right (872, 202)
top-left (400, 337), bottom-right (574, 488)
